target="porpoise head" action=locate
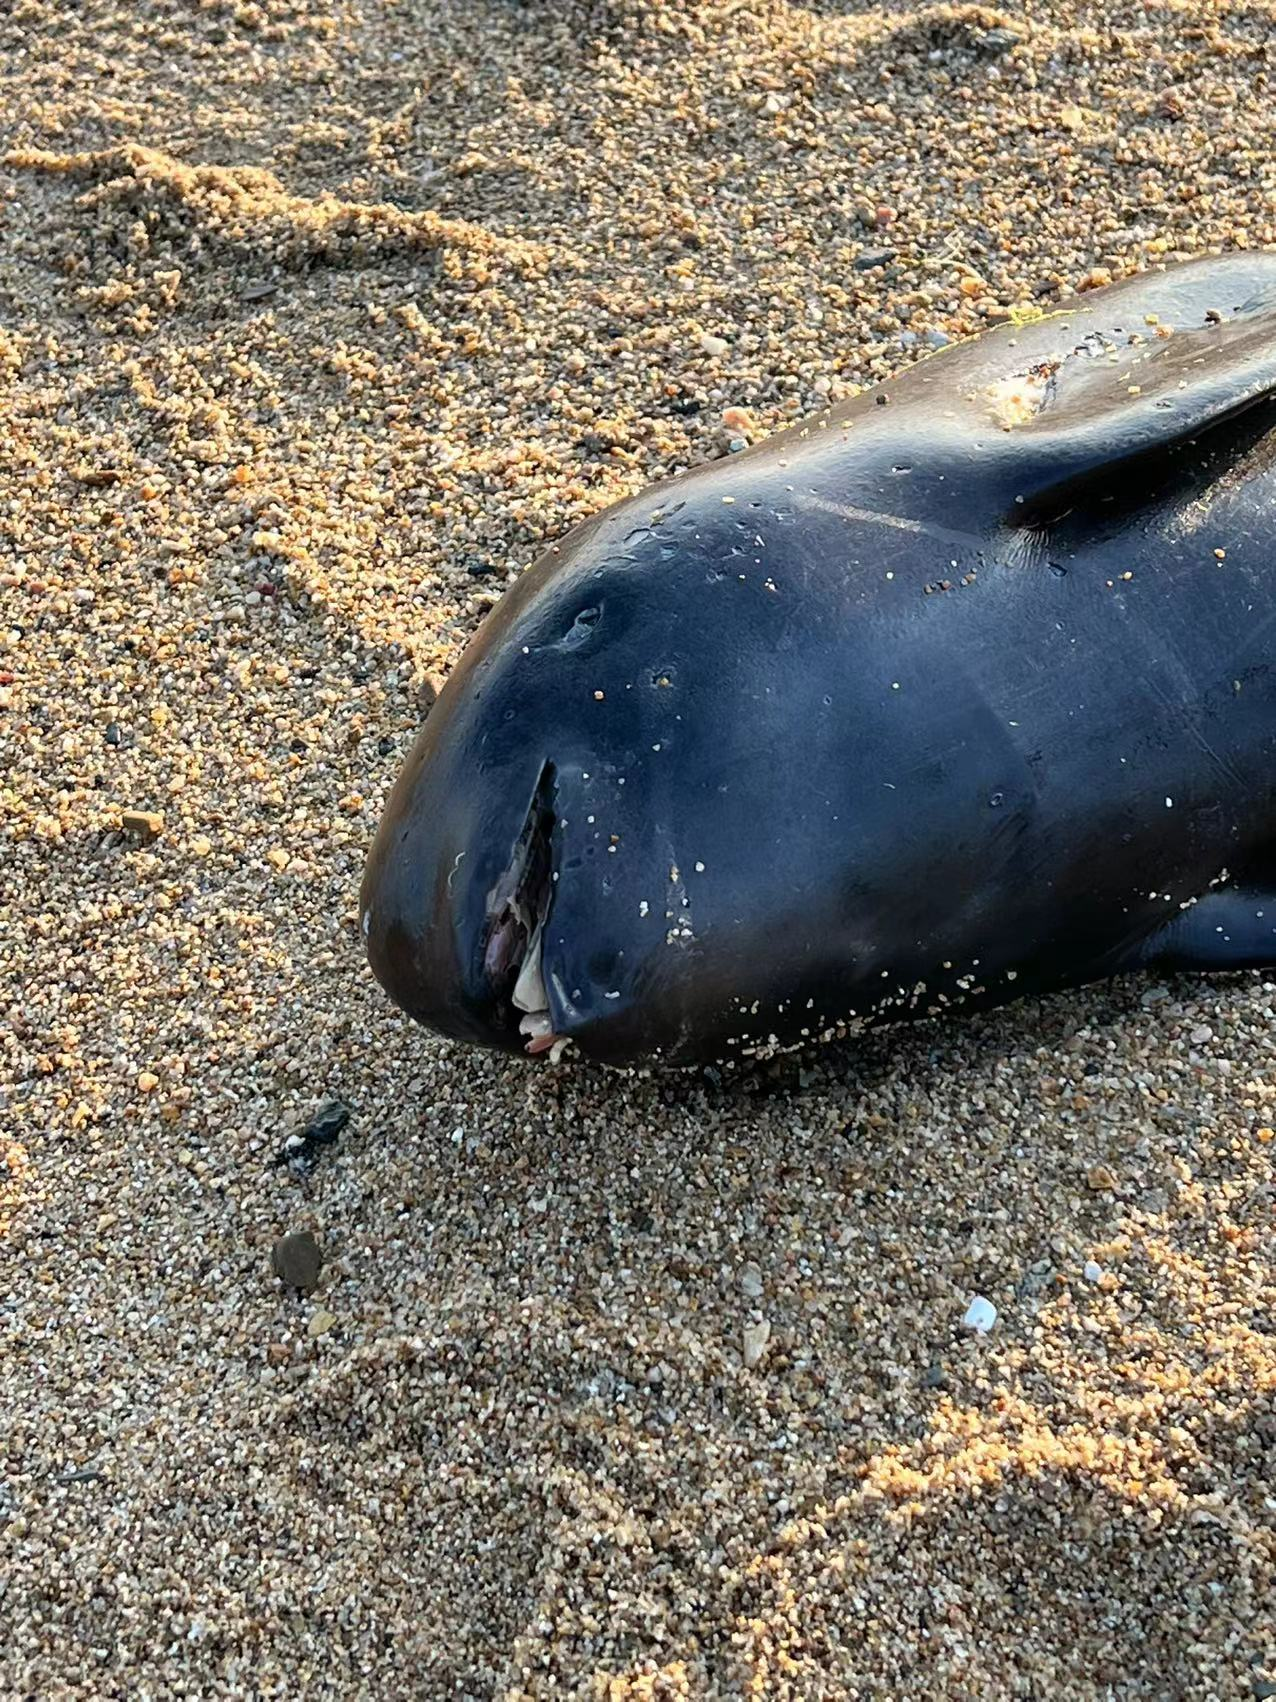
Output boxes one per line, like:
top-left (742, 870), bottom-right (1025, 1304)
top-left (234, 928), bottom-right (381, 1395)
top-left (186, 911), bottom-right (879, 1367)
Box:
top-left (363, 254), bottom-right (1276, 1068)
top-left (359, 452), bottom-right (949, 1069)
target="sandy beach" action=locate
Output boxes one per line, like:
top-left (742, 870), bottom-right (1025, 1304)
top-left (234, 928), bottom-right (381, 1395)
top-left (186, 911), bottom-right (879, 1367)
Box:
top-left (2, 0), bottom-right (1274, 1693)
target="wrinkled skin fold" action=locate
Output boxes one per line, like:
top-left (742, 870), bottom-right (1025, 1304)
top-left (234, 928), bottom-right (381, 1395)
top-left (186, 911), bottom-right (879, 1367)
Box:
top-left (361, 254), bottom-right (1276, 1068)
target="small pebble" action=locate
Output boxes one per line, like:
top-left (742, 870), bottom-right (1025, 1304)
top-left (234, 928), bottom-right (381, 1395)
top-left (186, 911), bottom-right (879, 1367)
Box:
top-left (120, 809), bottom-right (164, 842)
top-left (271, 1231), bottom-right (323, 1293)
top-left (742, 1318), bottom-right (772, 1369)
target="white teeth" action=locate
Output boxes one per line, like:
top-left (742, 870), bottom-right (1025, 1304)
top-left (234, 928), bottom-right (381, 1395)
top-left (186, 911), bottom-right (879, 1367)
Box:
top-left (512, 923), bottom-right (548, 1015)
top-left (510, 924), bottom-right (571, 1062)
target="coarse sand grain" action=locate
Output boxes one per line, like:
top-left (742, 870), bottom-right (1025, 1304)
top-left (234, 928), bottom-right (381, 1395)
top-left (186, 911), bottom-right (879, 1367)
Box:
top-left (1, 0), bottom-right (1274, 1695)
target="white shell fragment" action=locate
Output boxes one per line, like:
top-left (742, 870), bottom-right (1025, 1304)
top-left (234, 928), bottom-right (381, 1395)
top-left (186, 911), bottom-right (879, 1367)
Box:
top-left (962, 1295), bottom-right (997, 1334)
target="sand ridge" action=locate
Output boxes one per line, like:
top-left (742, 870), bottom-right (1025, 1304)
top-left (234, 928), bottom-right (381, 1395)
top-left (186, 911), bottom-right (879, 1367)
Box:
top-left (1, 0), bottom-right (1274, 1694)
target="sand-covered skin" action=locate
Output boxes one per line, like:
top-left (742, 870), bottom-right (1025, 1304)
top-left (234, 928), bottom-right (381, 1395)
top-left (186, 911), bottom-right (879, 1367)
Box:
top-left (2, 0), bottom-right (1274, 1694)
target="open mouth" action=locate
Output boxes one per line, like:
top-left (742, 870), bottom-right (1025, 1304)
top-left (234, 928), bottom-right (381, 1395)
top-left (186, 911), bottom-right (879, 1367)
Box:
top-left (481, 763), bottom-right (571, 1061)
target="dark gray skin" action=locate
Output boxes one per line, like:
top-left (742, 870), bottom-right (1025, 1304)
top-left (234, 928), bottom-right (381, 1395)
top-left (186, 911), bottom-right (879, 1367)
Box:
top-left (361, 254), bottom-right (1276, 1068)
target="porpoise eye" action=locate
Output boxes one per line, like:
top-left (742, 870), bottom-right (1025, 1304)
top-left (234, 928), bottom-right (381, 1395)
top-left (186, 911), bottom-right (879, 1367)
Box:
top-left (562, 606), bottom-right (602, 649)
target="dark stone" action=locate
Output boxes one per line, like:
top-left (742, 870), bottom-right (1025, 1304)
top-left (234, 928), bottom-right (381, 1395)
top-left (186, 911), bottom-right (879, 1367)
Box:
top-left (104, 722), bottom-right (122, 747)
top-left (305, 1101), bottom-right (350, 1145)
top-left (854, 248), bottom-right (897, 271)
top-left (273, 1099), bottom-right (352, 1174)
top-left (272, 1230), bottom-right (322, 1292)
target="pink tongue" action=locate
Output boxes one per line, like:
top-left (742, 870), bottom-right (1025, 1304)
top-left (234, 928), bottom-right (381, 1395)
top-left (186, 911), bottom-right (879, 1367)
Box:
top-left (525, 1031), bottom-right (561, 1056)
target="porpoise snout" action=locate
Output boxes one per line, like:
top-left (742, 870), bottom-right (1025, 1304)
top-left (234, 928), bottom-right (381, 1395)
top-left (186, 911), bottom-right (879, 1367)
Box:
top-left (360, 713), bottom-right (569, 1057)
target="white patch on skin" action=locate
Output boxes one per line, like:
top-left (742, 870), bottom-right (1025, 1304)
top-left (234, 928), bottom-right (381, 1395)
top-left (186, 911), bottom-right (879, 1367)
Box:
top-left (361, 909), bottom-right (371, 940)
